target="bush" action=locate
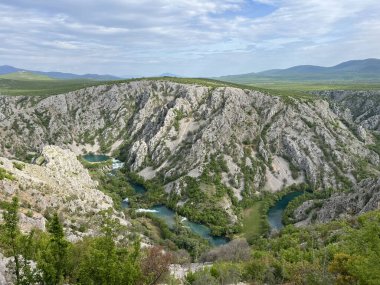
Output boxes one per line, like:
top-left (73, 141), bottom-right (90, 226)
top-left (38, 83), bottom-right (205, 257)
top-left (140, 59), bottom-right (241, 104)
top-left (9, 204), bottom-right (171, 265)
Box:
top-left (200, 239), bottom-right (250, 263)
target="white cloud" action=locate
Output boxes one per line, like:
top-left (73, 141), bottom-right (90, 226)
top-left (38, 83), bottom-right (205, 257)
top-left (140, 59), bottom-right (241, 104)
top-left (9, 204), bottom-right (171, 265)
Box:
top-left (0, 0), bottom-right (379, 76)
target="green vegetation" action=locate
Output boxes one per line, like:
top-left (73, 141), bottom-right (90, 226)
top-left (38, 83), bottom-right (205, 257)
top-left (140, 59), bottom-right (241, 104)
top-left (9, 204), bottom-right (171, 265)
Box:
top-left (0, 75), bottom-right (316, 102)
top-left (0, 72), bottom-right (54, 81)
top-left (0, 78), bottom-right (106, 96)
top-left (186, 210), bottom-right (380, 285)
top-left (77, 155), bottom-right (112, 169)
top-left (0, 199), bottom-right (174, 285)
top-left (368, 132), bottom-right (380, 156)
top-left (173, 109), bottom-right (185, 131)
top-left (283, 189), bottom-right (333, 225)
top-left (12, 162), bottom-right (25, 171)
top-left (1, 196), bottom-right (380, 284)
top-left (240, 184), bottom-right (311, 242)
top-left (141, 213), bottom-right (211, 260)
top-left (242, 201), bottom-right (264, 239)
top-left (165, 154), bottom-right (242, 237)
top-left (0, 167), bottom-right (15, 181)
top-left (244, 80), bottom-right (380, 91)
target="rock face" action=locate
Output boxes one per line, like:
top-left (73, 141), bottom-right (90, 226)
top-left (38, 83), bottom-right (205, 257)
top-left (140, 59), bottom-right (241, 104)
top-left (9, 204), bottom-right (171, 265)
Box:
top-left (313, 90), bottom-right (380, 132)
top-left (0, 80), bottom-right (379, 223)
top-left (0, 145), bottom-right (125, 240)
top-left (294, 178), bottom-right (380, 225)
top-left (0, 252), bottom-right (12, 285)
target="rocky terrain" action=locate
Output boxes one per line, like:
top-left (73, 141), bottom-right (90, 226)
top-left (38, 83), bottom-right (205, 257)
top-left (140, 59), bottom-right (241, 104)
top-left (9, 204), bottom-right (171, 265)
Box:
top-left (313, 90), bottom-right (380, 132)
top-left (293, 177), bottom-right (380, 225)
top-left (0, 145), bottom-right (129, 241)
top-left (0, 80), bottom-right (379, 224)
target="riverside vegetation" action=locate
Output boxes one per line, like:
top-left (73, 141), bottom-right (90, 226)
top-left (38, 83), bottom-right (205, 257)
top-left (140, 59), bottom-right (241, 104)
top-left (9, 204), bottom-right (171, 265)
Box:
top-left (1, 196), bottom-right (379, 284)
top-left (0, 78), bottom-right (380, 284)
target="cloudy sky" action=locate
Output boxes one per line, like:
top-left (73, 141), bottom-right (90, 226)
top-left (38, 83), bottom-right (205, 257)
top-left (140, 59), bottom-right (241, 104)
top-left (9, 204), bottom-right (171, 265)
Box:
top-left (1, 0), bottom-right (379, 77)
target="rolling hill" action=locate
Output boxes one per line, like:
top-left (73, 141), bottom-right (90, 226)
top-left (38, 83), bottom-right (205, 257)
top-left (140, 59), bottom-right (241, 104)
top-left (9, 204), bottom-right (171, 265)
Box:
top-left (0, 71), bottom-right (54, 81)
top-left (0, 65), bottom-right (121, 80)
top-left (219, 58), bottom-right (380, 83)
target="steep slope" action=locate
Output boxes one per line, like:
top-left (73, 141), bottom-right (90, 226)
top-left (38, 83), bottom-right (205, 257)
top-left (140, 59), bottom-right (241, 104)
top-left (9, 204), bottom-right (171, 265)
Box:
top-left (0, 80), bottom-right (379, 225)
top-left (313, 90), bottom-right (380, 132)
top-left (0, 145), bottom-right (128, 241)
top-left (293, 178), bottom-right (380, 225)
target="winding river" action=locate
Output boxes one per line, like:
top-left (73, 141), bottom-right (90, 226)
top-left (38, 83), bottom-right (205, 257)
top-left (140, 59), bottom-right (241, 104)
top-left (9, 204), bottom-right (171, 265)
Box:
top-left (83, 155), bottom-right (228, 246)
top-left (267, 191), bottom-right (305, 231)
top-left (83, 155), bottom-right (304, 242)
top-left (150, 205), bottom-right (228, 246)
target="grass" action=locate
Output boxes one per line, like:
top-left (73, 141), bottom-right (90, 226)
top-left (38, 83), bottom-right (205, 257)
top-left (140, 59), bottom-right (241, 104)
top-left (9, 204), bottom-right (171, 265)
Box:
top-left (1, 74), bottom-right (378, 103)
top-left (0, 78), bottom-right (107, 96)
top-left (0, 71), bottom-right (53, 81)
top-left (242, 201), bottom-right (264, 240)
top-left (112, 77), bottom-right (316, 101)
top-left (245, 81), bottom-right (380, 91)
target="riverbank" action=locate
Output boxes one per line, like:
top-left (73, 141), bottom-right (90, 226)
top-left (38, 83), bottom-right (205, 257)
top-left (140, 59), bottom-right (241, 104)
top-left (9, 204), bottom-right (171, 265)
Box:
top-left (241, 184), bottom-right (310, 241)
top-left (242, 201), bottom-right (264, 241)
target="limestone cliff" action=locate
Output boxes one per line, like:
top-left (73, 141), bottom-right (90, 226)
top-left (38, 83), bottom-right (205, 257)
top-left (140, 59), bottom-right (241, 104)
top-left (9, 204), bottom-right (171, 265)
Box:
top-left (0, 145), bottom-right (128, 241)
top-left (313, 90), bottom-right (380, 132)
top-left (0, 81), bottom-right (379, 224)
top-left (293, 178), bottom-right (380, 225)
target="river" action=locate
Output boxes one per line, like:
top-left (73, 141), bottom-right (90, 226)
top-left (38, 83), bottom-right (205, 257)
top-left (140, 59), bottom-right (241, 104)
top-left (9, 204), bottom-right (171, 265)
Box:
top-left (267, 191), bottom-right (305, 231)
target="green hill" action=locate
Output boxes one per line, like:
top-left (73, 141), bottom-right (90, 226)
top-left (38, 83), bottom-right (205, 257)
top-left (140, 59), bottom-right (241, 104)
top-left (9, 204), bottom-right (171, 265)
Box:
top-left (0, 71), bottom-right (54, 81)
top-left (218, 58), bottom-right (380, 84)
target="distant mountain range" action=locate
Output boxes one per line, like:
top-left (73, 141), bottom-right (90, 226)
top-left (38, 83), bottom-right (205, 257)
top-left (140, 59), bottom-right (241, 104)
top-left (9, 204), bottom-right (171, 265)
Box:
top-left (218, 58), bottom-right (380, 83)
top-left (0, 65), bottom-right (121, 81)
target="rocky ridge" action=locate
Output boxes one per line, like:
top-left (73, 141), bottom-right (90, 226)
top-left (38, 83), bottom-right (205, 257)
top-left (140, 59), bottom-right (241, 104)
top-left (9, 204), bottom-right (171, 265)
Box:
top-left (1, 81), bottom-right (379, 223)
top-left (294, 177), bottom-right (380, 225)
top-left (313, 90), bottom-right (380, 132)
top-left (0, 145), bottom-right (128, 241)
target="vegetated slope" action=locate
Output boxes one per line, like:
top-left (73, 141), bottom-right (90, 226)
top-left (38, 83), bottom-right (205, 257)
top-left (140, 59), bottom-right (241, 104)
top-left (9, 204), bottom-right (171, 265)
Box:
top-left (0, 80), bottom-right (379, 226)
top-left (219, 58), bottom-right (380, 83)
top-left (292, 177), bottom-right (380, 225)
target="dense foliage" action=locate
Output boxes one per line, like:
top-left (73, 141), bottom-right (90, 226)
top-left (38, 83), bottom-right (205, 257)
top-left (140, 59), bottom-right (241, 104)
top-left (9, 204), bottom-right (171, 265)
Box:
top-left (1, 196), bottom-right (380, 284)
top-left (0, 199), bottom-right (173, 285)
top-left (186, 210), bottom-right (380, 285)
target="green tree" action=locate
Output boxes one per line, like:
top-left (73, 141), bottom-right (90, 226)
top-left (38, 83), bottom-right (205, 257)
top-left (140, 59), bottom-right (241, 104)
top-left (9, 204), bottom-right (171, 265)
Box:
top-left (77, 210), bottom-right (141, 285)
top-left (2, 197), bottom-right (21, 284)
top-left (38, 213), bottom-right (69, 285)
top-left (1, 197), bottom-right (39, 284)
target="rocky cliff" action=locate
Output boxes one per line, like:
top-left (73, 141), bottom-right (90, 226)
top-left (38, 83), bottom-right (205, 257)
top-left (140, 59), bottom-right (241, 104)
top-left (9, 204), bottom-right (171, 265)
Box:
top-left (313, 90), bottom-right (380, 132)
top-left (0, 145), bottom-right (128, 241)
top-left (0, 80), bottom-right (379, 224)
top-left (294, 177), bottom-right (380, 225)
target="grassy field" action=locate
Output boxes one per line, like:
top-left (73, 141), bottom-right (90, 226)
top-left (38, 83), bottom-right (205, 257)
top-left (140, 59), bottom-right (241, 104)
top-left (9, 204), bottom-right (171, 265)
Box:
top-left (1, 75), bottom-right (378, 100)
top-left (241, 201), bottom-right (264, 240)
top-left (0, 76), bottom-right (314, 100)
top-left (0, 71), bottom-right (53, 81)
top-left (0, 78), bottom-right (108, 96)
top-left (245, 81), bottom-right (380, 91)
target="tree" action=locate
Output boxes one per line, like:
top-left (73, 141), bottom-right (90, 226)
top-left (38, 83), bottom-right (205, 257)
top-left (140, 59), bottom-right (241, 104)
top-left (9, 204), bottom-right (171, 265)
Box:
top-left (328, 253), bottom-right (357, 285)
top-left (77, 210), bottom-right (142, 285)
top-left (2, 197), bottom-right (21, 284)
top-left (1, 197), bottom-right (39, 285)
top-left (38, 213), bottom-right (69, 285)
top-left (141, 246), bottom-right (173, 285)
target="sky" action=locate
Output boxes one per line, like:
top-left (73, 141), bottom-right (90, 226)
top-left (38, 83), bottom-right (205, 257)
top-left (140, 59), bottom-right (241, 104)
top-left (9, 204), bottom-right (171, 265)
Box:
top-left (0, 0), bottom-right (380, 77)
